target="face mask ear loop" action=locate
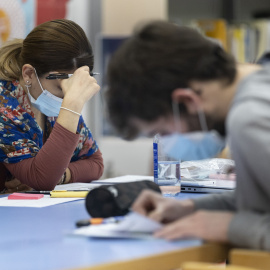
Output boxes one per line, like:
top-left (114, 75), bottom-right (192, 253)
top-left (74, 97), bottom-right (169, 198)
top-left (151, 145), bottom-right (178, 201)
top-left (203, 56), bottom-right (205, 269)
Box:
top-left (25, 84), bottom-right (31, 95)
top-left (172, 100), bottom-right (182, 133)
top-left (33, 68), bottom-right (45, 93)
top-left (197, 108), bottom-right (209, 132)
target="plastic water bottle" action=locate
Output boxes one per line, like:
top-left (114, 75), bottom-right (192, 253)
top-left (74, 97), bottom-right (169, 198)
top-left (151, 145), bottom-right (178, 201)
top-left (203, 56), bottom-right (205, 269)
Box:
top-left (153, 134), bottom-right (181, 195)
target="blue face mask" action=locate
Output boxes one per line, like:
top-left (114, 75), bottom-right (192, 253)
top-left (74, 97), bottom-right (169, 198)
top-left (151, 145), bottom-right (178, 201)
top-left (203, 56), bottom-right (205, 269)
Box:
top-left (160, 131), bottom-right (226, 161)
top-left (160, 100), bottom-right (226, 161)
top-left (26, 69), bottom-right (63, 117)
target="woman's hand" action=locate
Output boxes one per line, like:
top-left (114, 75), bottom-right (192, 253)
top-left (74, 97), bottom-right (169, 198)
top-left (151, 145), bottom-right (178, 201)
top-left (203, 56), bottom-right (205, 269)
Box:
top-left (57, 66), bottom-right (100, 133)
top-left (5, 178), bottom-right (33, 193)
top-left (61, 66), bottom-right (100, 112)
top-left (132, 190), bottom-right (195, 223)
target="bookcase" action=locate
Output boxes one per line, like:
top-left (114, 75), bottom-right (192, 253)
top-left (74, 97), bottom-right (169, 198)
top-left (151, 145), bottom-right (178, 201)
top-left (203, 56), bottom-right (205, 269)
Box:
top-left (168, 0), bottom-right (270, 24)
top-left (168, 0), bottom-right (270, 62)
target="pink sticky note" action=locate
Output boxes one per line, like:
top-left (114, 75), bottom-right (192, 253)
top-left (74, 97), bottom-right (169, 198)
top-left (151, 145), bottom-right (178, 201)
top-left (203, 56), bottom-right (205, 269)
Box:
top-left (8, 193), bottom-right (44, 200)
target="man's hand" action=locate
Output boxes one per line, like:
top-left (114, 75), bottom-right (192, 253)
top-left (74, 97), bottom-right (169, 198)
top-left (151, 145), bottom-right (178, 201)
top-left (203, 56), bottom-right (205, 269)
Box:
top-left (5, 178), bottom-right (33, 193)
top-left (132, 190), bottom-right (195, 223)
top-left (154, 210), bottom-right (234, 242)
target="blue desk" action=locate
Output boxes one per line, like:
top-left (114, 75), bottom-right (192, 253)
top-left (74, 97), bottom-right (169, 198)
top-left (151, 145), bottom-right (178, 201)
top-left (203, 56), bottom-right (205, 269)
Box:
top-left (0, 193), bottom-right (205, 270)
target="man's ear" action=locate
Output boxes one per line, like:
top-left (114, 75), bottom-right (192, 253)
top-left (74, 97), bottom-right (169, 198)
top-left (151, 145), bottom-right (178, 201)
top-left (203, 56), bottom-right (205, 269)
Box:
top-left (171, 88), bottom-right (202, 114)
top-left (21, 64), bottom-right (35, 84)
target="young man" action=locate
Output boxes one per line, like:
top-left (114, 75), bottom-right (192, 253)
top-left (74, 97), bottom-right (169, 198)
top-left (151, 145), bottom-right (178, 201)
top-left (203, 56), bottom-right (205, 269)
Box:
top-left (106, 20), bottom-right (270, 250)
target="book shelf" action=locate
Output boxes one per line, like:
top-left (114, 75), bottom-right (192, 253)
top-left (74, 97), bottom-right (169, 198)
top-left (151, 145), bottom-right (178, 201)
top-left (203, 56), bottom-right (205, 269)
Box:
top-left (168, 0), bottom-right (270, 62)
top-left (168, 0), bottom-right (270, 23)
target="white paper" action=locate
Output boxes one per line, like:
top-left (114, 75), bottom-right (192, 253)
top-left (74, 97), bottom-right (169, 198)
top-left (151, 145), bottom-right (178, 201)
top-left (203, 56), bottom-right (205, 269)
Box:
top-left (73, 212), bottom-right (163, 239)
top-left (55, 175), bottom-right (153, 191)
top-left (92, 175), bottom-right (154, 184)
top-left (54, 182), bottom-right (103, 191)
top-left (0, 195), bottom-right (83, 208)
top-left (54, 176), bottom-right (154, 191)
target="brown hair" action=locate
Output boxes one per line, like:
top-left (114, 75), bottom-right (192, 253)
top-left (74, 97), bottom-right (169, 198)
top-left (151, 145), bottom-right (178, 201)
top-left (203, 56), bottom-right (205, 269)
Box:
top-left (0, 19), bottom-right (94, 80)
top-left (106, 20), bottom-right (236, 139)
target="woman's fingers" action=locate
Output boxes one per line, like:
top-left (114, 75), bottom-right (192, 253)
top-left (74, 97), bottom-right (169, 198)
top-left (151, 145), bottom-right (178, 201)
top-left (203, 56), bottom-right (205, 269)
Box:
top-left (5, 178), bottom-right (33, 193)
top-left (5, 179), bottom-right (21, 189)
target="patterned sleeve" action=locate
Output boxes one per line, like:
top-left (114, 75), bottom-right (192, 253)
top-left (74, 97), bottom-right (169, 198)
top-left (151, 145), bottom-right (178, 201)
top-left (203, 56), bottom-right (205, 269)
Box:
top-left (0, 81), bottom-right (43, 164)
top-left (71, 115), bottom-right (99, 161)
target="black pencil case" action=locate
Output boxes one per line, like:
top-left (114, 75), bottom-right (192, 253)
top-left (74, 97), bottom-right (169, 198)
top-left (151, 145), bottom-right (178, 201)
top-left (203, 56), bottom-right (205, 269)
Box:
top-left (85, 180), bottom-right (161, 218)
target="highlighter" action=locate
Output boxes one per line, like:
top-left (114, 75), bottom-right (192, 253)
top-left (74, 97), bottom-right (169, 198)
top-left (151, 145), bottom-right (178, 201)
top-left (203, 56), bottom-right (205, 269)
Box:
top-left (50, 190), bottom-right (89, 198)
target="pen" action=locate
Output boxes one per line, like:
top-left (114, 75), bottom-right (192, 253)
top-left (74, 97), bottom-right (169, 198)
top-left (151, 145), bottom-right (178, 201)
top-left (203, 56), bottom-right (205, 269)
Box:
top-left (76, 216), bottom-right (124, 227)
top-left (46, 72), bottom-right (100, 79)
top-left (23, 190), bottom-right (90, 194)
top-left (23, 191), bottom-right (51, 195)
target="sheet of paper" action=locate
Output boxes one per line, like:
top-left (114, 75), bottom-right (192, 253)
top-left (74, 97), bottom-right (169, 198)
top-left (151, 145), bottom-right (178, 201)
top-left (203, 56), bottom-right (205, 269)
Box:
top-left (54, 176), bottom-right (154, 191)
top-left (92, 175), bottom-right (154, 184)
top-left (73, 212), bottom-right (163, 239)
top-left (0, 195), bottom-right (83, 208)
top-left (54, 182), bottom-right (103, 191)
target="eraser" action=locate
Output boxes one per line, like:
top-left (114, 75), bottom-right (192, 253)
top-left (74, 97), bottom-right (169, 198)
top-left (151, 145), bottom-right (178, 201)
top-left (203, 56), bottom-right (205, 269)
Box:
top-left (8, 193), bottom-right (44, 200)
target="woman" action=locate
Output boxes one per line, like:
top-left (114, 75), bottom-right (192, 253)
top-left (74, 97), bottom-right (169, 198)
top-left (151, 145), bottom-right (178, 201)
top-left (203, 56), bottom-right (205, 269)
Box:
top-left (0, 19), bottom-right (103, 192)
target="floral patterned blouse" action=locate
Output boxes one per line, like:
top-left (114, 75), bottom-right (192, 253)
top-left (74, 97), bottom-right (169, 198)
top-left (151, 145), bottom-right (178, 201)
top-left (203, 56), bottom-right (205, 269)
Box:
top-left (0, 80), bottom-right (98, 164)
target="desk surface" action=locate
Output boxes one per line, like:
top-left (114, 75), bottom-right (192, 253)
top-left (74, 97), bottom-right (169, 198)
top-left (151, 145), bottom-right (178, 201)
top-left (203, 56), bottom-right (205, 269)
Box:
top-left (0, 193), bottom-right (205, 270)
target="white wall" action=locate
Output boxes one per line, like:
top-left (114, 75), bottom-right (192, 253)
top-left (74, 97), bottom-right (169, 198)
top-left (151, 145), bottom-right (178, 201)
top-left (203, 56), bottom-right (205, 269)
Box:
top-left (99, 137), bottom-right (153, 179)
top-left (66, 0), bottom-right (91, 36)
top-left (102, 0), bottom-right (168, 35)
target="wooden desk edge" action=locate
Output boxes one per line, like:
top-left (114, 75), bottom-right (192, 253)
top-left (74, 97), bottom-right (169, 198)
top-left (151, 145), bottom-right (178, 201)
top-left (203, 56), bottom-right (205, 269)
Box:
top-left (70, 242), bottom-right (230, 270)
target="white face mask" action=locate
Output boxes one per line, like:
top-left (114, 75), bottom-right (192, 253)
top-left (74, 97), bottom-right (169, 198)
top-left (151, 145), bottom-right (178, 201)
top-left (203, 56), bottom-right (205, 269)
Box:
top-left (26, 69), bottom-right (63, 117)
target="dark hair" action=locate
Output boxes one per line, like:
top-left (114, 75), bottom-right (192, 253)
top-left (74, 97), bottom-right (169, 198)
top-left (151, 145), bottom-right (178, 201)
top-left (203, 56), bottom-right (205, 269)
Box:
top-left (0, 19), bottom-right (93, 80)
top-left (106, 20), bottom-right (236, 139)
